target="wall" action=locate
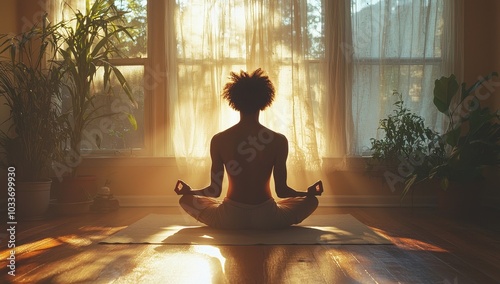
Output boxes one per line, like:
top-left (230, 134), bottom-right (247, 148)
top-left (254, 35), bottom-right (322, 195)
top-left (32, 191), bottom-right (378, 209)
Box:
top-left (0, 0), bottom-right (17, 37)
top-left (464, 0), bottom-right (498, 85)
top-left (0, 0), bottom-right (47, 138)
top-left (464, 0), bottom-right (500, 207)
top-left (2, 1), bottom-right (498, 208)
top-left (464, 0), bottom-right (500, 109)
top-left (496, 0), bottom-right (500, 110)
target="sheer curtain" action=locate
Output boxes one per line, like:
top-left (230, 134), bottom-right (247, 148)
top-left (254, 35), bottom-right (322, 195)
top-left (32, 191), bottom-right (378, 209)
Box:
top-left (45, 0), bottom-right (464, 183)
top-left (324, 0), bottom-right (354, 157)
top-left (47, 0), bottom-right (84, 27)
top-left (167, 0), bottom-right (329, 186)
top-left (167, 0), bottom-right (464, 185)
top-left (350, 0), bottom-right (464, 155)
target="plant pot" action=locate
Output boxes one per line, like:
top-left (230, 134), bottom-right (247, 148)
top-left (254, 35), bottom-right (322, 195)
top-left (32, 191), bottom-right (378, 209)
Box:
top-left (52, 175), bottom-right (97, 215)
top-left (438, 181), bottom-right (483, 217)
top-left (16, 180), bottom-right (52, 220)
top-left (51, 200), bottom-right (93, 215)
top-left (53, 175), bottom-right (97, 203)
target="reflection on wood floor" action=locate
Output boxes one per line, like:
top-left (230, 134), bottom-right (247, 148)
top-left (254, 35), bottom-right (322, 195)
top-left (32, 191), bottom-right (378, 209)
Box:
top-left (1, 206), bottom-right (499, 283)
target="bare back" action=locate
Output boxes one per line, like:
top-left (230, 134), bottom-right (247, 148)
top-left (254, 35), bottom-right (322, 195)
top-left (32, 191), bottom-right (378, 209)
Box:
top-left (211, 121), bottom-right (286, 204)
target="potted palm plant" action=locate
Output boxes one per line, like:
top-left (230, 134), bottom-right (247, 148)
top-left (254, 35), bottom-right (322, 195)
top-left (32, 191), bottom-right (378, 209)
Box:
top-left (50, 0), bottom-right (136, 213)
top-left (0, 20), bottom-right (66, 220)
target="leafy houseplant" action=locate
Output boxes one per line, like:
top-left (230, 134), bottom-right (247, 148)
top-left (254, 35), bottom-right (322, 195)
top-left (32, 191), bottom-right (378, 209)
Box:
top-left (430, 73), bottom-right (500, 185)
top-left (406, 73), bottom-right (500, 213)
top-left (368, 91), bottom-right (444, 196)
top-left (0, 21), bottom-right (66, 219)
top-left (49, 0), bottom-right (137, 211)
top-left (53, 0), bottom-right (136, 179)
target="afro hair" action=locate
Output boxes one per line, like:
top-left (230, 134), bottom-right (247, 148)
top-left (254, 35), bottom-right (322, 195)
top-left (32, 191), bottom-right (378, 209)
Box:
top-left (222, 68), bottom-right (275, 114)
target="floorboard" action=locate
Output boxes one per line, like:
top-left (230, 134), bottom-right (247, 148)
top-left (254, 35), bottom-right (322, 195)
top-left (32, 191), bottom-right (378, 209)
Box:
top-left (1, 206), bottom-right (499, 283)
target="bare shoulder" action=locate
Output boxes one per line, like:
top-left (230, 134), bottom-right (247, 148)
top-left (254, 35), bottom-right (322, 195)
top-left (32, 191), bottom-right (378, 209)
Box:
top-left (211, 131), bottom-right (223, 141)
top-left (210, 128), bottom-right (237, 148)
top-left (267, 129), bottom-right (287, 145)
top-left (210, 132), bottom-right (226, 149)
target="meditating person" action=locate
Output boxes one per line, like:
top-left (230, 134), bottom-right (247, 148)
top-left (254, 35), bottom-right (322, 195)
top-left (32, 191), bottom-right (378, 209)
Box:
top-left (176, 68), bottom-right (320, 229)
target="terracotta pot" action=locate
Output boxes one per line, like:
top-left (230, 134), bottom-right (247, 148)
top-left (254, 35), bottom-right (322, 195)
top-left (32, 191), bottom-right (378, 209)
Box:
top-left (16, 180), bottom-right (52, 220)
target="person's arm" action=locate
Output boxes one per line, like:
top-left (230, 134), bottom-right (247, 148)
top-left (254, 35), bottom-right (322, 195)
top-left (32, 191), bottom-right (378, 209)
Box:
top-left (273, 134), bottom-right (309, 198)
top-left (180, 135), bottom-right (224, 197)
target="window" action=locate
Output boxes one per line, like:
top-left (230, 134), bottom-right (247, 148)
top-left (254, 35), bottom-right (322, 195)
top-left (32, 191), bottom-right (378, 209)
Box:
top-left (88, 0), bottom-right (148, 152)
top-left (350, 0), bottom-right (447, 155)
top-left (169, 0), bottom-right (326, 168)
top-left (49, 0), bottom-right (460, 164)
top-left (54, 0), bottom-right (148, 155)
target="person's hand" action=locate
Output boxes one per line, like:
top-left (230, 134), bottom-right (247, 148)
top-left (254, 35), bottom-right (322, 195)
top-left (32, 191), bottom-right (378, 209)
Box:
top-left (174, 180), bottom-right (192, 195)
top-left (307, 180), bottom-right (323, 196)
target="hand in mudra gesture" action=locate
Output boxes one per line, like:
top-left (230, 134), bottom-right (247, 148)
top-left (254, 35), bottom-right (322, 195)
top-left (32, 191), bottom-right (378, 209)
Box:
top-left (174, 180), bottom-right (192, 195)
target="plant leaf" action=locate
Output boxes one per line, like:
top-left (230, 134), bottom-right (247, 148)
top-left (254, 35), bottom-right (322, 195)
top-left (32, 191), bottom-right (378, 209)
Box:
top-left (126, 113), bottom-right (137, 130)
top-left (434, 75), bottom-right (459, 114)
top-left (444, 126), bottom-right (461, 147)
top-left (95, 133), bottom-right (101, 148)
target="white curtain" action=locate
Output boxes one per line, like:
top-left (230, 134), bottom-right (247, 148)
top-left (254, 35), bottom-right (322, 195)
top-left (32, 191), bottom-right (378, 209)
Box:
top-left (46, 0), bottom-right (464, 182)
top-left (350, 0), bottom-right (464, 155)
top-left (324, 0), bottom-right (354, 157)
top-left (167, 0), bottom-right (329, 186)
top-left (167, 0), bottom-right (464, 186)
top-left (47, 0), bottom-right (84, 24)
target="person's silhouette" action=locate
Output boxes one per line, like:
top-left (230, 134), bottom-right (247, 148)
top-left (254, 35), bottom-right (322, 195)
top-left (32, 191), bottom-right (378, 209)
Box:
top-left (177, 68), bottom-right (320, 229)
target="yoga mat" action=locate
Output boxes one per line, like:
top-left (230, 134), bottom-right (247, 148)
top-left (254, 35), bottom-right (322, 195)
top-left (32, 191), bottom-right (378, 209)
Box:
top-left (100, 214), bottom-right (392, 245)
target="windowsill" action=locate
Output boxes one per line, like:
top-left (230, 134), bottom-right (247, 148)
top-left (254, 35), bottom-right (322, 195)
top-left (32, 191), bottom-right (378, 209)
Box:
top-left (78, 155), bottom-right (375, 171)
top-left (79, 156), bottom-right (180, 167)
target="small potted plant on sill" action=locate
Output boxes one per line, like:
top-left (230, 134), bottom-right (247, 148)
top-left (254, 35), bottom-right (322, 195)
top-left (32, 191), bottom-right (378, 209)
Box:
top-left (368, 91), bottom-right (444, 199)
top-left (406, 73), bottom-right (500, 215)
top-left (0, 20), bottom-right (67, 220)
top-left (50, 0), bottom-right (137, 213)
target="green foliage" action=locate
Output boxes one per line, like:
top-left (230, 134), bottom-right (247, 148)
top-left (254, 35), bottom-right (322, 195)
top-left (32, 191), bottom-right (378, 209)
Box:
top-left (422, 74), bottom-right (500, 187)
top-left (369, 92), bottom-right (446, 198)
top-left (54, 0), bottom-right (137, 175)
top-left (433, 74), bottom-right (459, 114)
top-left (371, 73), bottom-right (500, 199)
top-left (369, 92), bottom-right (442, 167)
top-left (113, 0), bottom-right (147, 57)
top-left (0, 0), bottom-right (140, 180)
top-left (0, 21), bottom-right (67, 181)
top-left (400, 73), bottom-right (500, 198)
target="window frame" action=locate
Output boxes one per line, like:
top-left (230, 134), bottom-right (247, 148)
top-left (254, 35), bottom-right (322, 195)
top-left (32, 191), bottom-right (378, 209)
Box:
top-left (83, 0), bottom-right (162, 157)
top-left (84, 0), bottom-right (447, 159)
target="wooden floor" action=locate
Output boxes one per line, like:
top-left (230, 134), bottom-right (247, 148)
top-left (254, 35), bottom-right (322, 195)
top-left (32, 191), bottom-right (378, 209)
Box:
top-left (1, 206), bottom-right (500, 284)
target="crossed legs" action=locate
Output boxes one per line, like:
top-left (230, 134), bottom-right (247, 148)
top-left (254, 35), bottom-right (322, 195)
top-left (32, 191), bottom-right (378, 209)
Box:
top-left (179, 195), bottom-right (318, 229)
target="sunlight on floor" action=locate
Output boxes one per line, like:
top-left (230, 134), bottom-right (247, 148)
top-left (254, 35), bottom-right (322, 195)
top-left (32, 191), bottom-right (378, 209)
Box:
top-left (370, 227), bottom-right (448, 252)
top-left (114, 245), bottom-right (226, 283)
top-left (0, 237), bottom-right (63, 259)
top-left (397, 237), bottom-right (448, 252)
top-left (192, 245), bottom-right (226, 274)
top-left (57, 234), bottom-right (93, 247)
